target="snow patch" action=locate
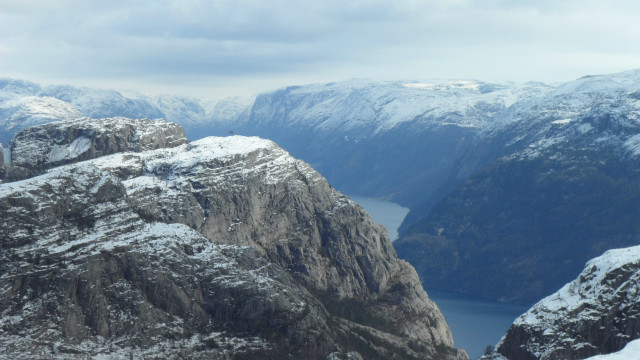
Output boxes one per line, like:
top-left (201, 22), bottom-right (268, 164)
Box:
top-left (624, 134), bottom-right (640, 156)
top-left (48, 136), bottom-right (92, 162)
top-left (585, 339), bottom-right (640, 360)
top-left (551, 118), bottom-right (574, 125)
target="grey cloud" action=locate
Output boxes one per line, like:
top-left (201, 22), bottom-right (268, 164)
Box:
top-left (1, 0), bottom-right (640, 96)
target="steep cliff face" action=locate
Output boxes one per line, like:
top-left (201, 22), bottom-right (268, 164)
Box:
top-left (6, 117), bottom-right (187, 181)
top-left (486, 246), bottom-right (640, 360)
top-left (0, 117), bottom-right (466, 360)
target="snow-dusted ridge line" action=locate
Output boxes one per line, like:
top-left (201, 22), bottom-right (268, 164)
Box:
top-left (513, 245), bottom-right (640, 327)
top-left (493, 245), bottom-right (640, 359)
top-left (250, 78), bottom-right (553, 135)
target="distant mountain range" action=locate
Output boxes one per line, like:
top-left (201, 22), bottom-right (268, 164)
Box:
top-left (3, 71), bottom-right (640, 359)
top-left (2, 71), bottom-right (640, 305)
top-left (0, 78), bottom-right (250, 145)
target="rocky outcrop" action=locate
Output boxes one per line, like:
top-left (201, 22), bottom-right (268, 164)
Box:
top-left (5, 117), bottom-right (187, 181)
top-left (488, 246), bottom-right (640, 360)
top-left (0, 117), bottom-right (467, 359)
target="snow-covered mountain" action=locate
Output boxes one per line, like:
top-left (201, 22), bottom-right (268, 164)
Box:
top-left (0, 96), bottom-right (82, 144)
top-left (585, 340), bottom-right (640, 360)
top-left (0, 77), bottom-right (553, 207)
top-left (219, 79), bottom-right (552, 206)
top-left (0, 117), bottom-right (467, 360)
top-left (484, 245), bottom-right (640, 360)
top-left (0, 78), bottom-right (250, 145)
top-left (3, 71), bottom-right (640, 306)
top-left (395, 69), bottom-right (640, 303)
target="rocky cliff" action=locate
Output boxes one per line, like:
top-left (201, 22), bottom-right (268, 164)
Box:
top-left (484, 245), bottom-right (640, 360)
top-left (6, 117), bottom-right (188, 181)
top-left (0, 117), bottom-right (467, 359)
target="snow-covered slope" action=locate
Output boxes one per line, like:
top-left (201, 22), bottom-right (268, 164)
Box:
top-left (0, 78), bottom-right (252, 144)
top-left (0, 78), bottom-right (41, 101)
top-left (39, 85), bottom-right (165, 120)
top-left (221, 79), bottom-right (552, 206)
top-left (585, 340), bottom-right (640, 360)
top-left (0, 96), bottom-right (82, 144)
top-left (245, 79), bottom-right (550, 135)
top-left (487, 245), bottom-right (640, 360)
top-left (479, 69), bottom-right (640, 161)
top-left (395, 69), bottom-right (640, 303)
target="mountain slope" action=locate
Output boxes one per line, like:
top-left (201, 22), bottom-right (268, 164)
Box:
top-left (220, 79), bottom-right (551, 207)
top-left (0, 96), bottom-right (82, 145)
top-left (488, 245), bottom-right (640, 360)
top-left (0, 117), bottom-right (467, 359)
top-left (394, 70), bottom-right (640, 303)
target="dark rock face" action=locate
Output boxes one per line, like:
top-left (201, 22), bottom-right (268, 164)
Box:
top-left (492, 246), bottom-right (640, 360)
top-left (0, 118), bottom-right (467, 360)
top-left (395, 153), bottom-right (640, 303)
top-left (6, 117), bottom-right (188, 181)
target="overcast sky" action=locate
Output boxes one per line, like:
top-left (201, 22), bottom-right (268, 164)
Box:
top-left (2, 0), bottom-right (640, 97)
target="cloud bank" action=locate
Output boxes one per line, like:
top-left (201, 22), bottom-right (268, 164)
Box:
top-left (2, 0), bottom-right (639, 96)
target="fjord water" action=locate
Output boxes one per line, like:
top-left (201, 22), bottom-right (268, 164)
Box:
top-left (427, 290), bottom-right (530, 359)
top-left (349, 196), bottom-right (409, 241)
top-left (351, 196), bottom-right (531, 359)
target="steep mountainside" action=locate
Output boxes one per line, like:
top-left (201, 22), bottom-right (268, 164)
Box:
top-left (485, 245), bottom-right (640, 360)
top-left (0, 77), bottom-right (551, 210)
top-left (395, 70), bottom-right (640, 303)
top-left (0, 117), bottom-right (467, 359)
top-left (218, 79), bottom-right (551, 207)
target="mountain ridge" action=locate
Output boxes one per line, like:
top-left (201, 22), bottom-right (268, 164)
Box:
top-left (0, 117), bottom-right (467, 359)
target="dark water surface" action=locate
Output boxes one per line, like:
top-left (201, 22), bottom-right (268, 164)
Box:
top-left (350, 196), bottom-right (531, 359)
top-left (426, 289), bottom-right (530, 359)
top-left (349, 196), bottom-right (409, 241)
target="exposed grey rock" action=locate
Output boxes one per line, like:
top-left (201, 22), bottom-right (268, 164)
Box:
top-left (0, 145), bottom-right (5, 182)
top-left (0, 118), bottom-right (467, 359)
top-left (490, 246), bottom-right (640, 360)
top-left (6, 117), bottom-right (187, 181)
top-left (0, 166), bottom-right (333, 359)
